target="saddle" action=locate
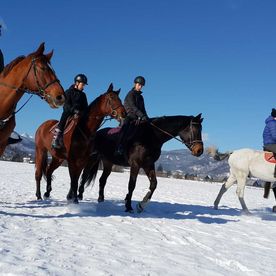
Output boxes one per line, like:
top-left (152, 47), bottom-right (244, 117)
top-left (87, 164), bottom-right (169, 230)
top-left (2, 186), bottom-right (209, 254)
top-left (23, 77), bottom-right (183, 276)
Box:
top-left (264, 152), bottom-right (276, 164)
top-left (107, 126), bottom-right (122, 135)
top-left (49, 116), bottom-right (77, 135)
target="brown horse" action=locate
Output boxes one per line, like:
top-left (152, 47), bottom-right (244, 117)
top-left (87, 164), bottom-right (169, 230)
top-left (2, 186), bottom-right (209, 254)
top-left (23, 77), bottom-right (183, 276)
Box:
top-left (0, 43), bottom-right (65, 156)
top-left (35, 83), bottom-right (126, 203)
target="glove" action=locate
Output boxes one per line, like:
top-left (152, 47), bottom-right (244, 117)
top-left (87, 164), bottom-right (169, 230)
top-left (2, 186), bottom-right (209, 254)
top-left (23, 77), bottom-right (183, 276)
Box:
top-left (74, 109), bottom-right (80, 115)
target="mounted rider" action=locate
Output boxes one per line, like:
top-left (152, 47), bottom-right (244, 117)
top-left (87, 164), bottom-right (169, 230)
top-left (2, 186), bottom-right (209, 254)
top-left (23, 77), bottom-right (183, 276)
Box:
top-left (116, 76), bottom-right (149, 155)
top-left (263, 108), bottom-right (276, 177)
top-left (52, 74), bottom-right (88, 149)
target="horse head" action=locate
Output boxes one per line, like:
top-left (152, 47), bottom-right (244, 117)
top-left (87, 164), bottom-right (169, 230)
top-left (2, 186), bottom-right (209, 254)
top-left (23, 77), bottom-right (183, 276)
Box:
top-left (178, 113), bottom-right (204, 157)
top-left (99, 83), bottom-right (126, 122)
top-left (21, 42), bottom-right (65, 108)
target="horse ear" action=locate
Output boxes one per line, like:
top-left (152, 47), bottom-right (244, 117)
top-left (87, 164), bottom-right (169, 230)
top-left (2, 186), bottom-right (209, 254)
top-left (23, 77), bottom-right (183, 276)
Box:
top-left (35, 42), bottom-right (45, 56)
top-left (108, 83), bottom-right (113, 92)
top-left (115, 88), bottom-right (121, 95)
top-left (45, 50), bottom-right (54, 62)
top-left (196, 113), bottom-right (202, 119)
top-left (200, 118), bottom-right (204, 123)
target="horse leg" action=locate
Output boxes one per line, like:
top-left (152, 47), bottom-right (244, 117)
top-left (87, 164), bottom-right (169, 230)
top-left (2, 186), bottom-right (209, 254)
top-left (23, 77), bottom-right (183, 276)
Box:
top-left (214, 171), bottom-right (236, 209)
top-left (263, 182), bottom-right (271, 198)
top-left (125, 165), bottom-right (140, 213)
top-left (67, 164), bottom-right (82, 204)
top-left (44, 158), bottom-right (62, 198)
top-left (98, 161), bottom-right (113, 202)
top-left (136, 164), bottom-right (157, 213)
top-left (35, 148), bottom-right (48, 200)
top-left (235, 173), bottom-right (250, 214)
top-left (272, 185), bottom-right (276, 212)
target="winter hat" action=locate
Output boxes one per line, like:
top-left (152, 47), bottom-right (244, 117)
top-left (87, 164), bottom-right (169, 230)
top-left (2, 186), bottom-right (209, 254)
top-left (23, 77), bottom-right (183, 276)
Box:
top-left (271, 108), bottom-right (276, 117)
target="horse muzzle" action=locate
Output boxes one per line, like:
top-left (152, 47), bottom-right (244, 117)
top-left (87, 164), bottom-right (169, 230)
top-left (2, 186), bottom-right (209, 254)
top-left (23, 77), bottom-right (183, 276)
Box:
top-left (191, 143), bottom-right (204, 157)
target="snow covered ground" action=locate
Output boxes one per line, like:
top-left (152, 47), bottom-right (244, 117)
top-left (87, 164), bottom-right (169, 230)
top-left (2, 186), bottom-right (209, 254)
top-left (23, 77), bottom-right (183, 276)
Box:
top-left (0, 161), bottom-right (276, 276)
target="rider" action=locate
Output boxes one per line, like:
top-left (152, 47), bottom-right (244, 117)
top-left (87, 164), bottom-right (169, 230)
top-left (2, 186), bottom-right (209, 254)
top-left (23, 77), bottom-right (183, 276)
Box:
top-left (116, 76), bottom-right (149, 155)
top-left (52, 74), bottom-right (88, 149)
top-left (263, 108), bottom-right (276, 177)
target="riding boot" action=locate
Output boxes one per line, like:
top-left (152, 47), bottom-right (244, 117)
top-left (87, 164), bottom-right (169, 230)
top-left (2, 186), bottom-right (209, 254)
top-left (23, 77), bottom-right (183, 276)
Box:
top-left (115, 120), bottom-right (130, 155)
top-left (51, 128), bottom-right (64, 149)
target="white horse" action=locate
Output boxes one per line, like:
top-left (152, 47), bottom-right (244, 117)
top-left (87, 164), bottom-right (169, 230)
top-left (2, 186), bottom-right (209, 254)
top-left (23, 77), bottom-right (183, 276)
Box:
top-left (214, 148), bottom-right (276, 214)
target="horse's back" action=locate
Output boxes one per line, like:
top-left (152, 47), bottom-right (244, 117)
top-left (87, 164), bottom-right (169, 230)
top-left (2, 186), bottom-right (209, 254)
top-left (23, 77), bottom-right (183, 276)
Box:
top-left (35, 119), bottom-right (58, 146)
top-left (229, 148), bottom-right (275, 180)
top-left (229, 148), bottom-right (261, 170)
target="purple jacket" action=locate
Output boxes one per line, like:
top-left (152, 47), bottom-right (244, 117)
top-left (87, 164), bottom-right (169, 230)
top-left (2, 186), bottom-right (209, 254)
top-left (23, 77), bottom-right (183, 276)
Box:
top-left (263, 116), bottom-right (276, 145)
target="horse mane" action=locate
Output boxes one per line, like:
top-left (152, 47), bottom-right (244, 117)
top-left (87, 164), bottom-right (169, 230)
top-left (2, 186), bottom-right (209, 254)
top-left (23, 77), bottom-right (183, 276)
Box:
top-left (1, 55), bottom-right (25, 77)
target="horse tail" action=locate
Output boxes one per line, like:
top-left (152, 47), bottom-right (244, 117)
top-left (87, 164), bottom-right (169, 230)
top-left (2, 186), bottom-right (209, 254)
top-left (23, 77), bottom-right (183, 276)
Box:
top-left (81, 153), bottom-right (100, 188)
top-left (263, 182), bottom-right (271, 199)
top-left (213, 152), bottom-right (232, 161)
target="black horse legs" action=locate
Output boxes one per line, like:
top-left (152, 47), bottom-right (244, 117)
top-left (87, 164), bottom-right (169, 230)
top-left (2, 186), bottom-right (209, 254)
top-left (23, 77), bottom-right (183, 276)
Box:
top-left (137, 165), bottom-right (157, 213)
top-left (98, 162), bottom-right (113, 202)
top-left (125, 165), bottom-right (139, 212)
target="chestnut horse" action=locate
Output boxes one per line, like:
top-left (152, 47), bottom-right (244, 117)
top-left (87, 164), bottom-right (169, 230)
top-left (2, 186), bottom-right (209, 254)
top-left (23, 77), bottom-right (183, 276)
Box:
top-left (79, 114), bottom-right (204, 212)
top-left (35, 83), bottom-right (126, 203)
top-left (0, 43), bottom-right (65, 156)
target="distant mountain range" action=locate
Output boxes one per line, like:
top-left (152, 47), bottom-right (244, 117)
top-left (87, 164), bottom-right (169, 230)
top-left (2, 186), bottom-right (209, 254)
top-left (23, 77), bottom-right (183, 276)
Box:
top-left (2, 133), bottom-right (230, 179)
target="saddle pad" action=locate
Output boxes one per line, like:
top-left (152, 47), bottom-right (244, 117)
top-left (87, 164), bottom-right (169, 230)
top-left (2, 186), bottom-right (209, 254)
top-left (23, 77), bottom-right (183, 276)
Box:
top-left (49, 119), bottom-right (76, 134)
top-left (107, 126), bottom-right (121, 135)
top-left (264, 152), bottom-right (276, 163)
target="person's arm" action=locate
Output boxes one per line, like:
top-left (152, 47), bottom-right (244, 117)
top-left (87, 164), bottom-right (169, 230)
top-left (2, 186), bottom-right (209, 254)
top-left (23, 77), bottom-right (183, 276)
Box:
top-left (269, 121), bottom-right (276, 141)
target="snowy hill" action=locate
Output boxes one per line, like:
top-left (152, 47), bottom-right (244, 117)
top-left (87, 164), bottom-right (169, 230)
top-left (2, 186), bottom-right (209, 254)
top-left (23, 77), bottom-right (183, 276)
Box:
top-left (0, 161), bottom-right (276, 275)
top-left (156, 149), bottom-right (229, 179)
top-left (2, 133), bottom-right (35, 161)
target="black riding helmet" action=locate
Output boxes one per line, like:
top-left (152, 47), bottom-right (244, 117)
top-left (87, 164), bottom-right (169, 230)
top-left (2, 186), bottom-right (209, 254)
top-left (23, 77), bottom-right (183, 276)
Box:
top-left (134, 76), bottom-right (145, 86)
top-left (74, 74), bottom-right (88, 85)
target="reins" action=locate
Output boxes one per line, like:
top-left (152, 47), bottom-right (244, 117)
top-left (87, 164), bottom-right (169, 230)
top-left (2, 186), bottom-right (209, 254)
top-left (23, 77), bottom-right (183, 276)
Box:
top-left (150, 120), bottom-right (203, 149)
top-left (150, 122), bottom-right (183, 143)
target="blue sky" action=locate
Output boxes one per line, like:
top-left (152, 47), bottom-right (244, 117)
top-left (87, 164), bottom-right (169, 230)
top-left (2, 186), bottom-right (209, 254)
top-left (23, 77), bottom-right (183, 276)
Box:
top-left (1, 0), bottom-right (276, 151)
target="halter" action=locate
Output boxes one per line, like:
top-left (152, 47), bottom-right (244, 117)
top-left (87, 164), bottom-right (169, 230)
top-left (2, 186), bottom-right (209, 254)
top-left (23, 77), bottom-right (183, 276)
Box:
top-left (150, 119), bottom-right (203, 150)
top-left (0, 56), bottom-right (60, 127)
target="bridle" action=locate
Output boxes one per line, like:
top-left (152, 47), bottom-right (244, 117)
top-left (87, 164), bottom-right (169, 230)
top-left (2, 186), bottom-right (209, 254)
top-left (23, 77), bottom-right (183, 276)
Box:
top-left (0, 56), bottom-right (60, 100)
top-left (182, 121), bottom-right (203, 150)
top-left (105, 93), bottom-right (124, 120)
top-left (150, 119), bottom-right (203, 150)
top-left (0, 56), bottom-right (61, 128)
top-left (90, 92), bottom-right (124, 128)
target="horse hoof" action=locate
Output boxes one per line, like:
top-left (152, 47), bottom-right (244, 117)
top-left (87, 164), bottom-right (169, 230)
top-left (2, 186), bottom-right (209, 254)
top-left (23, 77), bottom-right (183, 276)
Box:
top-left (214, 205), bottom-right (218, 210)
top-left (241, 210), bottom-right (252, 216)
top-left (78, 194), bottom-right (83, 200)
top-left (125, 207), bottom-right (134, 213)
top-left (73, 198), bottom-right (79, 204)
top-left (98, 196), bottom-right (104, 202)
top-left (136, 203), bottom-right (144, 213)
top-left (44, 192), bottom-right (50, 199)
top-left (272, 206), bottom-right (276, 212)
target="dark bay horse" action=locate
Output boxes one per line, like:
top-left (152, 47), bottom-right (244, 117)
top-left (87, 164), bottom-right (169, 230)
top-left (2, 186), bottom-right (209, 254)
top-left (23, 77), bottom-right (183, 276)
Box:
top-left (0, 43), bottom-right (65, 156)
top-left (79, 114), bottom-right (204, 212)
top-left (35, 83), bottom-right (126, 203)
